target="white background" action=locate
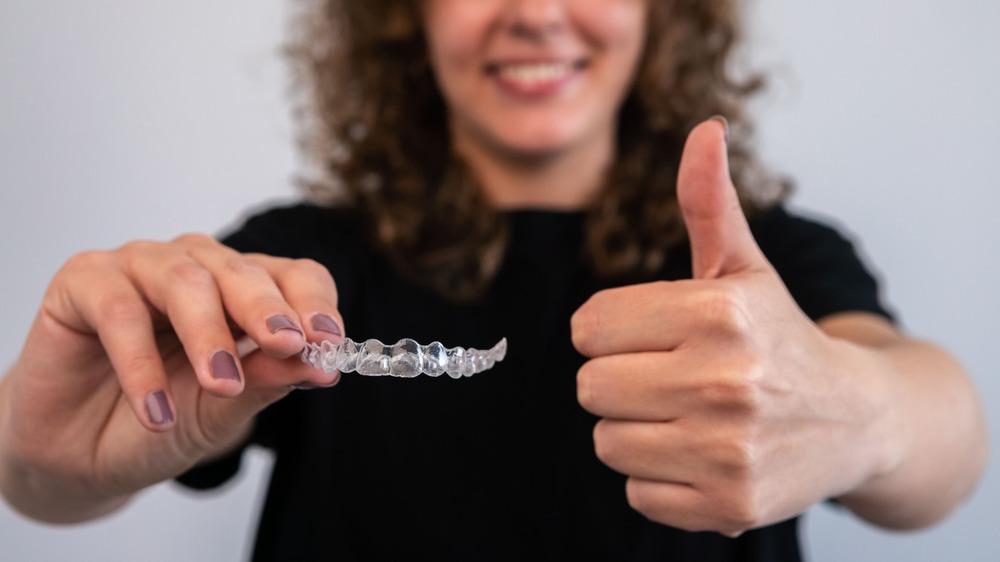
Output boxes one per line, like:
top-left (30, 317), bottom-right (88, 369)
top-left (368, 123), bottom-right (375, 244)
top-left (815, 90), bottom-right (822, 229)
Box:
top-left (1, 1), bottom-right (998, 560)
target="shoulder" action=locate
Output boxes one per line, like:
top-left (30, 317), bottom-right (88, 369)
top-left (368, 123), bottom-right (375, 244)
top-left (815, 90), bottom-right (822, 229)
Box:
top-left (750, 204), bottom-right (870, 273)
top-left (750, 205), bottom-right (854, 253)
top-left (749, 205), bottom-right (894, 322)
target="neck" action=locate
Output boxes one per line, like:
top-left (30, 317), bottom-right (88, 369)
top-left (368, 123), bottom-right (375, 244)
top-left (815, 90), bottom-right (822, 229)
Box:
top-left (454, 131), bottom-right (614, 211)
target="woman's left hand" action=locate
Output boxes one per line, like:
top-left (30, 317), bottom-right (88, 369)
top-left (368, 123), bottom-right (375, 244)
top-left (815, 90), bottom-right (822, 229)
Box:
top-left (571, 119), bottom-right (893, 536)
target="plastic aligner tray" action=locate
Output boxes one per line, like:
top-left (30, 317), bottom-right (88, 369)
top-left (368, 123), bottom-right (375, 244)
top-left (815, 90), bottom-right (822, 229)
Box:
top-left (300, 337), bottom-right (507, 379)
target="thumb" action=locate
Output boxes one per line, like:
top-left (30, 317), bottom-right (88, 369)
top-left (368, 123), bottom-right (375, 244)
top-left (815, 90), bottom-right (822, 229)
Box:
top-left (194, 341), bottom-right (329, 448)
top-left (677, 117), bottom-right (767, 279)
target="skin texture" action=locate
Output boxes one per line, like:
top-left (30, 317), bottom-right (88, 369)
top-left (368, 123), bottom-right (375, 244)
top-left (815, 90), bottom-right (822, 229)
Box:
top-left (0, 239), bottom-right (343, 522)
top-left (0, 0), bottom-right (987, 536)
top-left (422, 0), bottom-right (647, 209)
top-left (571, 120), bottom-right (987, 534)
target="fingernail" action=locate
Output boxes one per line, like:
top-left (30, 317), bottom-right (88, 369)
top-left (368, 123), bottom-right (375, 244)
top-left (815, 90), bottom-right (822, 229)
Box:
top-left (311, 314), bottom-right (342, 337)
top-left (146, 391), bottom-right (174, 425)
top-left (210, 350), bottom-right (242, 382)
top-left (289, 373), bottom-right (340, 391)
top-left (710, 115), bottom-right (730, 146)
top-left (266, 314), bottom-right (303, 336)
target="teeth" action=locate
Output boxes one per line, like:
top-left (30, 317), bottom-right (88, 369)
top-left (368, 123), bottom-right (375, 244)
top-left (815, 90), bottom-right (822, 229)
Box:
top-left (497, 62), bottom-right (574, 84)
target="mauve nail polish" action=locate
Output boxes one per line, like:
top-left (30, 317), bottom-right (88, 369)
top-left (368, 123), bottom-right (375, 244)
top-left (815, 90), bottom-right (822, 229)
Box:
top-left (210, 350), bottom-right (242, 382)
top-left (311, 314), bottom-right (342, 337)
top-left (266, 314), bottom-right (303, 335)
top-left (146, 391), bottom-right (174, 425)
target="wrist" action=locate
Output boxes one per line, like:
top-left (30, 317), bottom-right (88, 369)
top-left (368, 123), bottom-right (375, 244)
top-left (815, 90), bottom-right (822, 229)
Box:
top-left (831, 338), bottom-right (907, 498)
top-left (829, 334), bottom-right (987, 529)
top-left (808, 329), bottom-right (908, 509)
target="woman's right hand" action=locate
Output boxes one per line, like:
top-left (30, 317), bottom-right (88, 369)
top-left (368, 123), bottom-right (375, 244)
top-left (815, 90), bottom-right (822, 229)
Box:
top-left (0, 234), bottom-right (343, 523)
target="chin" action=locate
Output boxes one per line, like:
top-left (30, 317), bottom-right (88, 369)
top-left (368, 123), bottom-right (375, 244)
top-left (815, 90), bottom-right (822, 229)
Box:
top-left (495, 138), bottom-right (576, 164)
top-left (455, 110), bottom-right (594, 164)
top-left (493, 126), bottom-right (584, 159)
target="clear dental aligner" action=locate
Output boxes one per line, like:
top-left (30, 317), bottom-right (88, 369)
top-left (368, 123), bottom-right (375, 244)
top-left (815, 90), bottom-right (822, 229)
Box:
top-left (300, 337), bottom-right (508, 379)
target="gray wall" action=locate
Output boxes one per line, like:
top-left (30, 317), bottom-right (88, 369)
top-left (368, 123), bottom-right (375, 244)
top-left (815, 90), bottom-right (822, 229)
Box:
top-left (1, 1), bottom-right (997, 560)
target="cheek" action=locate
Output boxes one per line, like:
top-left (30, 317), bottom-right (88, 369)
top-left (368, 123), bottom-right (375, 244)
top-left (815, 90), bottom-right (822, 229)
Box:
top-left (573, 0), bottom-right (648, 58)
top-left (422, 3), bottom-right (495, 82)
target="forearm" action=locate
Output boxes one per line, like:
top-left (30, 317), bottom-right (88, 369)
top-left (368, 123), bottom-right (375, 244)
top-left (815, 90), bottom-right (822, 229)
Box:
top-left (821, 314), bottom-right (988, 530)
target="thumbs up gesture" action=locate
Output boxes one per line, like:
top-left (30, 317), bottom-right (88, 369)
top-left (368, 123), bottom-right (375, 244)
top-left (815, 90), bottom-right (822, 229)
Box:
top-left (571, 118), bottom-right (882, 536)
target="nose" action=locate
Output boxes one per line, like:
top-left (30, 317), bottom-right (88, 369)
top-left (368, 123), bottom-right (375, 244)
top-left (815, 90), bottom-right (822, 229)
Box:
top-left (502, 0), bottom-right (567, 39)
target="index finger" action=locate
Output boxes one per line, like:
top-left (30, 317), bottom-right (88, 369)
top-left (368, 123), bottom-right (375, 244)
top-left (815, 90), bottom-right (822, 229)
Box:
top-left (251, 253), bottom-right (345, 345)
top-left (572, 280), bottom-right (736, 358)
top-left (61, 259), bottom-right (176, 431)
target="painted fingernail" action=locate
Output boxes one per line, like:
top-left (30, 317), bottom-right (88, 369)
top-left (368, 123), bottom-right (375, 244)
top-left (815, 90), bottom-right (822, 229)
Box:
top-left (266, 314), bottom-right (303, 336)
top-left (146, 391), bottom-right (174, 426)
top-left (710, 115), bottom-right (730, 146)
top-left (311, 314), bottom-right (342, 337)
top-left (210, 350), bottom-right (242, 382)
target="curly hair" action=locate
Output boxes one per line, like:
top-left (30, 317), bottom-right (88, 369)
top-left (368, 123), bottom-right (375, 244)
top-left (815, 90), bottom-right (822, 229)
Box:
top-left (288, 0), bottom-right (786, 301)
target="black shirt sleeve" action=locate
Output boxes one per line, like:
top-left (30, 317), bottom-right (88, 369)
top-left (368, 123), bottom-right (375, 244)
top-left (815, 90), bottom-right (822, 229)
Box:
top-left (750, 206), bottom-right (894, 322)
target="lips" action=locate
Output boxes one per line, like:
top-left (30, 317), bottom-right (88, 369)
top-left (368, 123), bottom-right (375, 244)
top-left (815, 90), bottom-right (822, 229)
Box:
top-left (487, 59), bottom-right (587, 96)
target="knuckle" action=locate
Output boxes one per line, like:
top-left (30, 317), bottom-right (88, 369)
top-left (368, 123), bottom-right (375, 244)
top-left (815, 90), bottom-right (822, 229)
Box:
top-left (97, 293), bottom-right (148, 326)
top-left (117, 239), bottom-right (158, 255)
top-left (112, 241), bottom-right (166, 271)
top-left (63, 249), bottom-right (115, 273)
top-left (117, 351), bottom-right (163, 380)
top-left (702, 359), bottom-right (766, 415)
top-left (699, 284), bottom-right (752, 336)
top-left (704, 444), bottom-right (766, 533)
top-left (576, 361), bottom-right (598, 412)
top-left (223, 255), bottom-right (267, 278)
top-left (291, 258), bottom-right (333, 282)
top-left (166, 262), bottom-right (215, 289)
top-left (576, 358), bottom-right (618, 415)
top-left (714, 431), bottom-right (760, 479)
top-left (720, 490), bottom-right (763, 534)
top-left (591, 420), bottom-right (618, 467)
top-left (624, 478), bottom-right (652, 516)
top-left (570, 303), bottom-right (602, 357)
top-left (172, 232), bottom-right (215, 248)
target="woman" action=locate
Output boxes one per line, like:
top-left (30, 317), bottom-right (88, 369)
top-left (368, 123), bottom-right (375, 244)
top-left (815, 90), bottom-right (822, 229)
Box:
top-left (0, 1), bottom-right (987, 560)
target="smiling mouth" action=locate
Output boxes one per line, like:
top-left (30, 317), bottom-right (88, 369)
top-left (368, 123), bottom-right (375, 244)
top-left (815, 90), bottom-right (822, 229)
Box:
top-left (487, 60), bottom-right (588, 87)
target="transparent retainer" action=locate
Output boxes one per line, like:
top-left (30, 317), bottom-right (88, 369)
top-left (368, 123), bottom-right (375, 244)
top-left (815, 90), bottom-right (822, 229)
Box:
top-left (300, 337), bottom-right (507, 379)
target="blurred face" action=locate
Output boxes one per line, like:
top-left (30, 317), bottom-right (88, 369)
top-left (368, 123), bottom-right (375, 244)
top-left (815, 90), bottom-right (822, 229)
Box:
top-left (421, 0), bottom-right (648, 162)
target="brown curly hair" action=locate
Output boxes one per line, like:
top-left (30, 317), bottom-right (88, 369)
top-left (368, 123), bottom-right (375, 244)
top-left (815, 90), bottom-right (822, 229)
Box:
top-left (288, 0), bottom-right (786, 301)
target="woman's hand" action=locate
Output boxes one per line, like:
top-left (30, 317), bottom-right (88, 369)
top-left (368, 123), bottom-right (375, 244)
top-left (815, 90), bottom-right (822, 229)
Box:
top-left (0, 234), bottom-right (343, 523)
top-left (571, 119), bottom-right (914, 536)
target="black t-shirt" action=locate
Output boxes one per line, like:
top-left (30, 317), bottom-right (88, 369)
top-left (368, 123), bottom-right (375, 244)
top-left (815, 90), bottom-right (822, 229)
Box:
top-left (178, 203), bottom-right (891, 562)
